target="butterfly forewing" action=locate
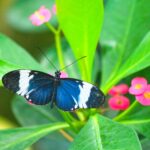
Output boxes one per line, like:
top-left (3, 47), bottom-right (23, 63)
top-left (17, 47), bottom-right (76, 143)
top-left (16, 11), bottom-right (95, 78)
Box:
top-left (2, 70), bottom-right (105, 111)
top-left (56, 78), bottom-right (105, 111)
top-left (2, 70), bottom-right (55, 105)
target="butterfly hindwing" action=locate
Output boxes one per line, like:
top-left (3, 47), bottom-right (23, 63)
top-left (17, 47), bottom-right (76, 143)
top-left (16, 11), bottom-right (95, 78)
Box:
top-left (2, 70), bottom-right (55, 105)
top-left (56, 78), bottom-right (105, 111)
top-left (2, 70), bottom-right (105, 111)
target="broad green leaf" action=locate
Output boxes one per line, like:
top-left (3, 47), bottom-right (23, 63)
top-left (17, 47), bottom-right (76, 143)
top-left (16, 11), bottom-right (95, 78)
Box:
top-left (6, 0), bottom-right (56, 32)
top-left (0, 60), bottom-right (18, 85)
top-left (0, 34), bottom-right (41, 69)
top-left (12, 96), bottom-right (63, 126)
top-left (141, 138), bottom-right (150, 150)
top-left (0, 122), bottom-right (69, 150)
top-left (114, 101), bottom-right (150, 123)
top-left (70, 114), bottom-right (141, 150)
top-left (34, 132), bottom-right (70, 150)
top-left (117, 32), bottom-right (150, 77)
top-left (114, 101), bottom-right (150, 140)
top-left (102, 32), bottom-right (150, 93)
top-left (56, 0), bottom-right (104, 81)
top-left (12, 97), bottom-right (71, 150)
top-left (0, 34), bottom-right (45, 85)
top-left (101, 0), bottom-right (150, 92)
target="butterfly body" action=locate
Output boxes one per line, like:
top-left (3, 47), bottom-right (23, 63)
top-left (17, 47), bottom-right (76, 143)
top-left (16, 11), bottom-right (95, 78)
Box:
top-left (2, 70), bottom-right (105, 111)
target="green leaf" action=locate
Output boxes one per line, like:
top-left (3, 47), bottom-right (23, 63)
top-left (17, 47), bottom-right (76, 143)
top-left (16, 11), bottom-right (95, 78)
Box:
top-left (117, 32), bottom-right (150, 77)
top-left (102, 31), bottom-right (150, 93)
top-left (114, 101), bottom-right (150, 140)
top-left (34, 135), bottom-right (70, 150)
top-left (56, 0), bottom-right (104, 81)
top-left (0, 60), bottom-right (18, 85)
top-left (70, 114), bottom-right (141, 150)
top-left (12, 97), bottom-right (71, 150)
top-left (12, 96), bottom-right (63, 126)
top-left (0, 123), bottom-right (69, 150)
top-left (114, 101), bottom-right (150, 123)
top-left (0, 34), bottom-right (41, 69)
top-left (0, 34), bottom-right (45, 85)
top-left (141, 138), bottom-right (150, 150)
top-left (101, 0), bottom-right (150, 92)
top-left (6, 0), bottom-right (56, 32)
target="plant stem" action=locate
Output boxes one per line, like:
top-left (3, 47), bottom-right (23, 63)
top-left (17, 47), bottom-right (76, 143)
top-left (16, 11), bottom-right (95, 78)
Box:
top-left (59, 129), bottom-right (74, 142)
top-left (45, 22), bottom-right (57, 34)
top-left (57, 109), bottom-right (81, 133)
top-left (113, 100), bottom-right (139, 121)
top-left (45, 23), bottom-right (65, 69)
top-left (76, 110), bottom-right (86, 121)
top-left (45, 22), bottom-right (87, 131)
top-left (55, 32), bottom-right (65, 69)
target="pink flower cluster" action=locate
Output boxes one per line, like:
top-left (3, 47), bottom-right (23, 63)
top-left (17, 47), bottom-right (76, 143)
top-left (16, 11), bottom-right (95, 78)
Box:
top-left (129, 77), bottom-right (150, 105)
top-left (29, 5), bottom-right (56, 26)
top-left (108, 84), bottom-right (130, 110)
top-left (108, 77), bottom-right (150, 111)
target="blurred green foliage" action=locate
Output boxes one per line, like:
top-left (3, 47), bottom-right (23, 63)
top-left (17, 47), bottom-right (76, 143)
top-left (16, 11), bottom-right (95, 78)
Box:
top-left (0, 0), bottom-right (150, 150)
top-left (7, 0), bottom-right (56, 32)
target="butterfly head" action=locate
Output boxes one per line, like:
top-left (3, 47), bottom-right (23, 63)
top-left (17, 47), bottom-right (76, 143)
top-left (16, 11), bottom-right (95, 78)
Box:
top-left (55, 71), bottom-right (61, 78)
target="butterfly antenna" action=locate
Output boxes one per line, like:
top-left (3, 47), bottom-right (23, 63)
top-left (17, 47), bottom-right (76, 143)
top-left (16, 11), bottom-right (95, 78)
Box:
top-left (37, 47), bottom-right (58, 70)
top-left (60, 56), bottom-right (87, 71)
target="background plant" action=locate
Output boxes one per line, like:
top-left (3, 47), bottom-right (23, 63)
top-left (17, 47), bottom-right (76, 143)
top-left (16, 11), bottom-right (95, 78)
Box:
top-left (0, 0), bottom-right (150, 149)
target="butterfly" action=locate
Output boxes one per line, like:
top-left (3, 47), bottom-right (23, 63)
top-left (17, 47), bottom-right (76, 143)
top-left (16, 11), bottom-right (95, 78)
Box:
top-left (2, 70), bottom-right (105, 111)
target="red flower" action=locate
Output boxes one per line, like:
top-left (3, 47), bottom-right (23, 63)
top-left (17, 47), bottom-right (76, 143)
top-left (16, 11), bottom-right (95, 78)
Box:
top-left (108, 84), bottom-right (129, 96)
top-left (108, 95), bottom-right (130, 110)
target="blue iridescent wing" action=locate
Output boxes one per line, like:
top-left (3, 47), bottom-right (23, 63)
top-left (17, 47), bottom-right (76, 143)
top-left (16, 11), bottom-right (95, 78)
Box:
top-left (56, 78), bottom-right (105, 111)
top-left (2, 70), bottom-right (54, 105)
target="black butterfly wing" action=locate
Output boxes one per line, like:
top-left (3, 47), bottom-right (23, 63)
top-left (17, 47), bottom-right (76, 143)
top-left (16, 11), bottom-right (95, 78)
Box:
top-left (56, 78), bottom-right (105, 111)
top-left (2, 70), bottom-right (55, 105)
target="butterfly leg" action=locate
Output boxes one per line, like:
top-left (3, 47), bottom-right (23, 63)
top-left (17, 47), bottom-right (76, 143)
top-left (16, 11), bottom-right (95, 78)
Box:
top-left (50, 99), bottom-right (54, 108)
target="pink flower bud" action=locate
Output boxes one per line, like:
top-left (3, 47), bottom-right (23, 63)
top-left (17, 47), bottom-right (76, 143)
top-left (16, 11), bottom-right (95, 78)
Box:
top-left (28, 100), bottom-right (33, 105)
top-left (29, 6), bottom-right (51, 26)
top-left (60, 71), bottom-right (68, 78)
top-left (49, 71), bottom-right (68, 78)
top-left (129, 77), bottom-right (147, 95)
top-left (108, 95), bottom-right (130, 110)
top-left (108, 84), bottom-right (129, 96)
